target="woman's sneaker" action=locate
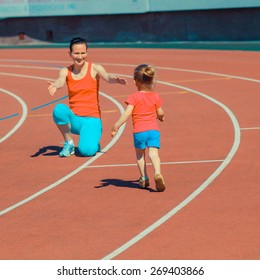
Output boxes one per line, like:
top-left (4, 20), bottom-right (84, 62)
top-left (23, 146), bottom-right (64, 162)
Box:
top-left (154, 173), bottom-right (166, 192)
top-left (59, 141), bottom-right (75, 157)
top-left (139, 177), bottom-right (149, 188)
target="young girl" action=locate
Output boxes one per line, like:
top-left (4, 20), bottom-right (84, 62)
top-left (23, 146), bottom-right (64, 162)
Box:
top-left (111, 64), bottom-right (165, 192)
top-left (47, 37), bottom-right (127, 157)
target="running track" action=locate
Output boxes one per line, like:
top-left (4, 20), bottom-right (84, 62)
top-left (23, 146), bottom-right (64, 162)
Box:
top-left (0, 47), bottom-right (259, 260)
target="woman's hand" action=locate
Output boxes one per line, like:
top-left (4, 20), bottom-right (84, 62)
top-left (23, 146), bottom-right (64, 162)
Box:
top-left (47, 81), bottom-right (57, 96)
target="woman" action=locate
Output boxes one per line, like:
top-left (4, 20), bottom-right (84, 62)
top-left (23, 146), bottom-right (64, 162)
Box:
top-left (47, 37), bottom-right (127, 157)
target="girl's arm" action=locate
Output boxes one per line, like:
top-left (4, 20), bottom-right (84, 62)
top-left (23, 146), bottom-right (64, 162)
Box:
top-left (111, 104), bottom-right (134, 137)
top-left (93, 63), bottom-right (127, 85)
top-left (157, 107), bottom-right (165, 121)
top-left (47, 67), bottom-right (68, 96)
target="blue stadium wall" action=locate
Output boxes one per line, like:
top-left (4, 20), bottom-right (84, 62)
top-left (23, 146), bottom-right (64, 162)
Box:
top-left (0, 8), bottom-right (260, 43)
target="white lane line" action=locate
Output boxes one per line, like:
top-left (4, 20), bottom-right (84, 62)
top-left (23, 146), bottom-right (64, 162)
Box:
top-left (86, 159), bottom-right (224, 169)
top-left (0, 59), bottom-right (71, 64)
top-left (240, 127), bottom-right (260, 131)
top-left (2, 59), bottom-right (260, 83)
top-left (0, 64), bottom-right (59, 70)
top-left (0, 72), bottom-right (51, 81)
top-left (102, 63), bottom-right (260, 84)
top-left (0, 90), bottom-right (125, 216)
top-left (156, 67), bottom-right (260, 84)
top-left (0, 88), bottom-right (28, 143)
top-left (0, 64), bottom-right (248, 259)
top-left (102, 80), bottom-right (241, 260)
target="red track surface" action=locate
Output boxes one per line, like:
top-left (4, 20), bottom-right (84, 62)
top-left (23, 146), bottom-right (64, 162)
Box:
top-left (0, 48), bottom-right (259, 260)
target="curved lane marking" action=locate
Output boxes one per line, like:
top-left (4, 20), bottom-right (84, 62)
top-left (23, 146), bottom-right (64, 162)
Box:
top-left (1, 62), bottom-right (257, 259)
top-left (0, 72), bottom-right (54, 81)
top-left (1, 59), bottom-right (260, 83)
top-left (0, 90), bottom-right (125, 216)
top-left (0, 70), bottom-right (126, 216)
top-left (0, 64), bottom-right (60, 70)
top-left (0, 91), bottom-right (125, 216)
top-left (0, 88), bottom-right (28, 143)
top-left (102, 79), bottom-right (241, 260)
top-left (103, 63), bottom-right (260, 84)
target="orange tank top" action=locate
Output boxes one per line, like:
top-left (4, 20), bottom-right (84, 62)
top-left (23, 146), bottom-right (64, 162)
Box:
top-left (66, 62), bottom-right (101, 118)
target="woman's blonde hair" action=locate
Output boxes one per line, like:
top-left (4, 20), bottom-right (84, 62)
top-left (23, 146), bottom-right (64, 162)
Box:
top-left (134, 64), bottom-right (155, 85)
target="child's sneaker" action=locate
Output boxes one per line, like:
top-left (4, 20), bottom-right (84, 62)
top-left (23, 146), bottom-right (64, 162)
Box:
top-left (59, 141), bottom-right (75, 157)
top-left (139, 177), bottom-right (149, 188)
top-left (154, 173), bottom-right (166, 192)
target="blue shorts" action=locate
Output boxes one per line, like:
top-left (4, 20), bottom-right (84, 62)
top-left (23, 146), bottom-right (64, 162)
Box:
top-left (133, 130), bottom-right (160, 150)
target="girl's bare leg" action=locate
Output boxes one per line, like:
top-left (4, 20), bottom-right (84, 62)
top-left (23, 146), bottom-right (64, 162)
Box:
top-left (148, 147), bottom-right (165, 192)
top-left (135, 148), bottom-right (149, 187)
top-left (148, 147), bottom-right (161, 174)
top-left (135, 148), bottom-right (147, 178)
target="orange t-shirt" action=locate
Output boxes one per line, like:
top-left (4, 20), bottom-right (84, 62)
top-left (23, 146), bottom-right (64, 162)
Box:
top-left (66, 62), bottom-right (101, 118)
top-left (125, 91), bottom-right (163, 133)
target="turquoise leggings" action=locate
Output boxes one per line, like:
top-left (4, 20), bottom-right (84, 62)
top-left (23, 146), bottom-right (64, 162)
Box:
top-left (53, 104), bottom-right (102, 157)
